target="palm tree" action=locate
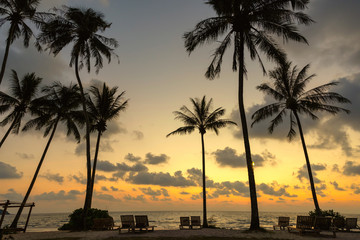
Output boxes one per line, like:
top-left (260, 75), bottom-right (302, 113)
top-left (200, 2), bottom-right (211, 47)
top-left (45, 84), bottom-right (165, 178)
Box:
top-left (37, 6), bottom-right (119, 224)
top-left (86, 83), bottom-right (128, 207)
top-left (0, 0), bottom-right (45, 86)
top-left (0, 70), bottom-right (42, 148)
top-left (10, 82), bottom-right (82, 228)
top-left (251, 61), bottom-right (350, 213)
top-left (183, 0), bottom-right (313, 230)
top-left (167, 96), bottom-right (236, 227)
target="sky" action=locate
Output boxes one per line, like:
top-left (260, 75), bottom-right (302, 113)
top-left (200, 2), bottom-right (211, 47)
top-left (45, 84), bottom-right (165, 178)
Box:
top-left (1, 0), bottom-right (360, 215)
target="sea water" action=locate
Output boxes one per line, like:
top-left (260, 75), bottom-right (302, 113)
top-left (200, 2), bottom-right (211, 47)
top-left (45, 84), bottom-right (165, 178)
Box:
top-left (1, 211), bottom-right (360, 232)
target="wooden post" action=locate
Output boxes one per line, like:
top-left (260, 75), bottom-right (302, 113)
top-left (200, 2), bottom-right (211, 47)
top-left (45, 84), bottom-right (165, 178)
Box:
top-left (23, 203), bottom-right (35, 233)
top-left (0, 200), bottom-right (10, 229)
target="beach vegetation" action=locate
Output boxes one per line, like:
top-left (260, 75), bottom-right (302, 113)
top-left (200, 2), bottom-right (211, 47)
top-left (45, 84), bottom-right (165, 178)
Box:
top-left (251, 60), bottom-right (350, 213)
top-left (167, 96), bottom-right (236, 227)
top-left (183, 0), bottom-right (313, 230)
top-left (59, 208), bottom-right (112, 231)
top-left (37, 6), bottom-right (119, 229)
top-left (0, 70), bottom-right (42, 148)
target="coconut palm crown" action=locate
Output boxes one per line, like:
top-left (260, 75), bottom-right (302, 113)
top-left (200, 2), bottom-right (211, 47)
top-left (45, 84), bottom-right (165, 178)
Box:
top-left (167, 96), bottom-right (236, 227)
top-left (0, 70), bottom-right (42, 148)
top-left (251, 61), bottom-right (350, 212)
top-left (0, 0), bottom-right (47, 85)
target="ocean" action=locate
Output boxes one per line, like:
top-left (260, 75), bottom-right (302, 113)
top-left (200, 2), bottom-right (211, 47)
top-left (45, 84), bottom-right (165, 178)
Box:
top-left (1, 211), bottom-right (360, 232)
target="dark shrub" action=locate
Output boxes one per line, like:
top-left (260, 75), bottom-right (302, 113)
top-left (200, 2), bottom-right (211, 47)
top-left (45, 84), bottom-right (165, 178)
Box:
top-left (59, 208), bottom-right (112, 230)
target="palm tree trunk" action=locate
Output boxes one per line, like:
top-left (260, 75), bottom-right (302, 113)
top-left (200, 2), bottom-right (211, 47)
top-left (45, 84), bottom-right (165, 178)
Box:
top-left (74, 55), bottom-right (92, 230)
top-left (0, 115), bottom-right (18, 148)
top-left (10, 118), bottom-right (59, 228)
top-left (200, 133), bottom-right (208, 228)
top-left (88, 130), bottom-right (102, 208)
top-left (238, 33), bottom-right (260, 230)
top-left (0, 25), bottom-right (14, 86)
top-left (293, 111), bottom-right (321, 213)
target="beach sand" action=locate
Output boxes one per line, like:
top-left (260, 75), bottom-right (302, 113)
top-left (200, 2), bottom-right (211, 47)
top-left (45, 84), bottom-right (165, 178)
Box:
top-left (5, 229), bottom-right (360, 240)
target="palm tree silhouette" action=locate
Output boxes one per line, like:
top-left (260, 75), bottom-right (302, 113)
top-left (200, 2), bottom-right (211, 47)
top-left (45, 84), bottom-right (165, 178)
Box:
top-left (251, 61), bottom-right (350, 213)
top-left (38, 6), bottom-right (119, 222)
top-left (10, 82), bottom-right (82, 228)
top-left (0, 70), bottom-right (42, 148)
top-left (167, 96), bottom-right (236, 227)
top-left (86, 83), bottom-right (128, 207)
top-left (183, 0), bottom-right (313, 230)
top-left (0, 0), bottom-right (46, 86)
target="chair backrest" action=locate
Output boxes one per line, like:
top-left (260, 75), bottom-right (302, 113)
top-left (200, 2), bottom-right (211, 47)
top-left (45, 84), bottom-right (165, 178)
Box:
top-left (191, 216), bottom-right (201, 226)
top-left (333, 217), bottom-right (345, 228)
top-left (314, 217), bottom-right (332, 230)
top-left (92, 217), bottom-right (114, 230)
top-left (121, 215), bottom-right (135, 228)
top-left (278, 217), bottom-right (290, 227)
top-left (180, 217), bottom-right (190, 226)
top-left (135, 215), bottom-right (149, 228)
top-left (346, 218), bottom-right (358, 229)
top-left (296, 216), bottom-right (315, 230)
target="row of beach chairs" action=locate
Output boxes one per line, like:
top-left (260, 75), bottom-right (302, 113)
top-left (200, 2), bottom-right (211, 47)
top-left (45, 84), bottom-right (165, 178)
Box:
top-left (274, 216), bottom-right (360, 238)
top-left (179, 216), bottom-right (202, 229)
top-left (92, 215), bottom-right (156, 233)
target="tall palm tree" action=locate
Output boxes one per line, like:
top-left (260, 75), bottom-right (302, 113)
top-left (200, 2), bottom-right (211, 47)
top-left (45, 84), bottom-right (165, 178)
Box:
top-left (251, 61), bottom-right (350, 213)
top-left (0, 70), bottom-right (41, 148)
top-left (183, 0), bottom-right (313, 230)
top-left (37, 6), bottom-right (118, 224)
top-left (0, 0), bottom-right (45, 86)
top-left (167, 96), bottom-right (236, 227)
top-left (86, 83), bottom-right (128, 207)
top-left (10, 82), bottom-right (82, 228)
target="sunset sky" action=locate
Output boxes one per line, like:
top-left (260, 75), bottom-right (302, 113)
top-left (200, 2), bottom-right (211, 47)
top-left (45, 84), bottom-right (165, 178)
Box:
top-left (1, 0), bottom-right (360, 215)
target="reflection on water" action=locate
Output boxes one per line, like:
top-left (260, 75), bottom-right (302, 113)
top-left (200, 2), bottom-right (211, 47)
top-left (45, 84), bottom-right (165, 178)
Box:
top-left (1, 211), bottom-right (359, 232)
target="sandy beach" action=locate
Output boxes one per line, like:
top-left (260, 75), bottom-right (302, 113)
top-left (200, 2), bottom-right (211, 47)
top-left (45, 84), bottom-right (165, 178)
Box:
top-left (5, 229), bottom-right (360, 240)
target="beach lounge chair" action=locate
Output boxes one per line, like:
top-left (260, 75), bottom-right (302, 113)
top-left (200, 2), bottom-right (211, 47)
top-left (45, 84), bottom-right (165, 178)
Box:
top-left (134, 215), bottom-right (156, 232)
top-left (179, 216), bottom-right (191, 230)
top-left (119, 215), bottom-right (135, 233)
top-left (287, 216), bottom-right (315, 235)
top-left (345, 218), bottom-right (359, 232)
top-left (190, 216), bottom-right (202, 229)
top-left (273, 216), bottom-right (290, 230)
top-left (92, 217), bottom-right (114, 230)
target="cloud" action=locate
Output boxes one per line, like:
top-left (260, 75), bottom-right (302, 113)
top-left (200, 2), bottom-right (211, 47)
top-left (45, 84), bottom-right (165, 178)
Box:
top-left (0, 161), bottom-right (23, 179)
top-left (34, 190), bottom-right (81, 201)
top-left (144, 153), bottom-right (169, 165)
top-left (0, 189), bottom-right (23, 201)
top-left (212, 181), bottom-right (250, 198)
top-left (315, 184), bottom-right (327, 197)
top-left (132, 130), bottom-right (144, 140)
top-left (212, 147), bottom-right (271, 168)
top-left (101, 186), bottom-right (109, 191)
top-left (110, 186), bottom-right (119, 191)
top-left (257, 182), bottom-right (297, 197)
top-left (97, 160), bottom-right (117, 172)
top-left (94, 192), bottom-right (122, 202)
top-left (332, 164), bottom-right (340, 173)
top-left (40, 171), bottom-right (64, 183)
top-left (124, 153), bottom-right (142, 162)
top-left (69, 173), bottom-right (87, 185)
top-left (116, 162), bottom-right (148, 172)
top-left (343, 161), bottom-right (360, 176)
top-left (139, 187), bottom-right (170, 201)
top-left (296, 164), bottom-right (326, 183)
top-left (330, 181), bottom-right (345, 191)
top-left (15, 153), bottom-right (34, 159)
top-left (123, 194), bottom-right (146, 202)
top-left (180, 191), bottom-right (190, 195)
top-left (127, 171), bottom-right (196, 187)
top-left (350, 184), bottom-right (360, 194)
